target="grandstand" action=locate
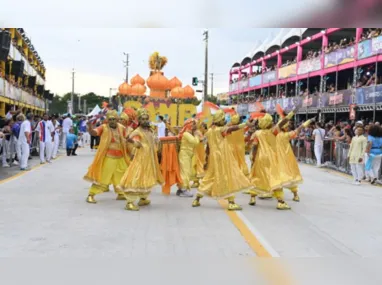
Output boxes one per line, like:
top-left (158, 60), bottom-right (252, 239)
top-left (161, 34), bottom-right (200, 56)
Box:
top-left (228, 28), bottom-right (382, 123)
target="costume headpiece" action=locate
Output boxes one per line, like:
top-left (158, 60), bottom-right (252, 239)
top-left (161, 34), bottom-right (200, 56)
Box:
top-left (258, 113), bottom-right (273, 129)
top-left (179, 118), bottom-right (196, 139)
top-left (106, 110), bottom-right (118, 119)
top-left (137, 108), bottom-right (149, 119)
top-left (231, 114), bottom-right (240, 125)
top-left (213, 109), bottom-right (225, 123)
top-left (120, 112), bottom-right (129, 121)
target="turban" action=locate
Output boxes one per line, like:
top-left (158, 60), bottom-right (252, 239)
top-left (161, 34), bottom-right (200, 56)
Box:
top-left (106, 110), bottom-right (118, 119)
top-left (120, 112), bottom-right (129, 121)
top-left (231, 114), bottom-right (240, 125)
top-left (213, 110), bottom-right (225, 123)
top-left (179, 119), bottom-right (196, 139)
top-left (258, 113), bottom-right (273, 130)
top-left (137, 108), bottom-right (149, 119)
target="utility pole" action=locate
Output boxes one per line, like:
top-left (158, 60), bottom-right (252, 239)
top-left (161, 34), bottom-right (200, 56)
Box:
top-left (123, 52), bottom-right (129, 83)
top-left (203, 29), bottom-right (209, 102)
top-left (71, 68), bottom-right (75, 114)
top-left (210, 73), bottom-right (214, 97)
top-left (84, 99), bottom-right (87, 115)
top-left (78, 94), bottom-right (81, 113)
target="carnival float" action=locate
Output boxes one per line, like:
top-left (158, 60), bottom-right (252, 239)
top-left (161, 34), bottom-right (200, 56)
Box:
top-left (116, 52), bottom-right (201, 128)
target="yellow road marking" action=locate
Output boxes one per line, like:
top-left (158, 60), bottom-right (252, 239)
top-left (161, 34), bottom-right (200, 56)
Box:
top-left (219, 200), bottom-right (272, 257)
top-left (0, 156), bottom-right (62, 185)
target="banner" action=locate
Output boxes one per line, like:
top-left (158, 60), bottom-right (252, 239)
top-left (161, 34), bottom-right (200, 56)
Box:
top-left (262, 71), bottom-right (277, 83)
top-left (349, 104), bottom-right (356, 120)
top-left (237, 104), bottom-right (249, 116)
top-left (298, 57), bottom-right (321, 75)
top-left (327, 90), bottom-right (353, 106)
top-left (301, 95), bottom-right (318, 108)
top-left (324, 46), bottom-right (355, 67)
top-left (249, 75), bottom-right (261, 87)
top-left (358, 35), bottom-right (382, 59)
top-left (355, 85), bottom-right (382, 104)
top-left (217, 92), bottom-right (228, 101)
top-left (279, 63), bottom-right (297, 79)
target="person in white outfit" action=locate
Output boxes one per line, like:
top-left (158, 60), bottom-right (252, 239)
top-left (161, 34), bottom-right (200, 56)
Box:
top-left (1, 119), bottom-right (13, 168)
top-left (312, 122), bottom-right (326, 167)
top-left (365, 124), bottom-right (382, 185)
top-left (18, 113), bottom-right (33, 170)
top-left (61, 114), bottom-right (73, 149)
top-left (51, 115), bottom-right (61, 159)
top-left (35, 113), bottom-right (55, 164)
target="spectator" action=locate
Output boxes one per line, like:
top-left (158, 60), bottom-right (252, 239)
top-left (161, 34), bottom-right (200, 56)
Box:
top-left (66, 128), bottom-right (78, 156)
top-left (348, 126), bottom-right (367, 185)
top-left (312, 122), bottom-right (325, 167)
top-left (18, 113), bottom-right (33, 171)
top-left (365, 125), bottom-right (382, 184)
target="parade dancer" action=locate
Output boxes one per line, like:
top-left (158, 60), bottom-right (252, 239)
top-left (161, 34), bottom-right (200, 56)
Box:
top-left (118, 108), bottom-right (164, 211)
top-left (226, 113), bottom-right (249, 177)
top-left (248, 110), bottom-right (295, 210)
top-left (275, 107), bottom-right (313, 202)
top-left (176, 119), bottom-right (200, 197)
top-left (84, 110), bottom-right (131, 203)
top-left (192, 110), bottom-right (253, 211)
top-left (191, 122), bottom-right (207, 188)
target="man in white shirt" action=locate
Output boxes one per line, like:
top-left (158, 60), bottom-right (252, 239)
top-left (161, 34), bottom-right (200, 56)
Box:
top-left (18, 113), bottom-right (33, 170)
top-left (61, 114), bottom-right (73, 149)
top-left (35, 113), bottom-right (55, 164)
top-left (312, 122), bottom-right (326, 167)
top-left (51, 115), bottom-right (61, 159)
top-left (152, 115), bottom-right (166, 138)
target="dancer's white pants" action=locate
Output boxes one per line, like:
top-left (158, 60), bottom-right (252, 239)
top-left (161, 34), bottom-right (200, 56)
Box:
top-left (52, 135), bottom-right (60, 159)
top-left (39, 141), bottom-right (53, 163)
top-left (314, 144), bottom-right (323, 166)
top-left (350, 163), bottom-right (364, 182)
top-left (19, 142), bottom-right (30, 169)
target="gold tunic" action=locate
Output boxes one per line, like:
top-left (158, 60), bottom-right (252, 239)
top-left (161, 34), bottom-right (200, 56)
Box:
top-left (250, 129), bottom-right (287, 193)
top-left (226, 128), bottom-right (249, 176)
top-left (192, 130), bottom-right (206, 179)
top-left (198, 126), bottom-right (252, 199)
top-left (118, 127), bottom-right (164, 195)
top-left (276, 130), bottom-right (302, 187)
top-left (178, 132), bottom-right (199, 189)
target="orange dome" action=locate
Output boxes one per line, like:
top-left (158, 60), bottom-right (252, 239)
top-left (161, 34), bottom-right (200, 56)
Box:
top-left (168, 77), bottom-right (182, 89)
top-left (147, 72), bottom-right (169, 90)
top-left (131, 84), bottom-right (146, 96)
top-left (183, 85), bottom-right (195, 98)
top-left (171, 87), bottom-right (184, 98)
top-left (130, 74), bottom-right (145, 86)
top-left (118, 82), bottom-right (132, 95)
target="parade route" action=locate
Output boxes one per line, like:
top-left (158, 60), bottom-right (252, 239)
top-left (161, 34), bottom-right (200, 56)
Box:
top-left (1, 149), bottom-right (382, 283)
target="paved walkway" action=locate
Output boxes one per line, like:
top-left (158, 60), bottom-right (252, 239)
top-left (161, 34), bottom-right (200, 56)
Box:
top-left (1, 148), bottom-right (382, 283)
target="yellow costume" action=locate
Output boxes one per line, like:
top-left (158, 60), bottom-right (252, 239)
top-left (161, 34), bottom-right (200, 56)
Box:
top-left (193, 110), bottom-right (252, 211)
top-left (248, 112), bottom-right (294, 210)
top-left (118, 108), bottom-right (164, 211)
top-left (84, 110), bottom-right (131, 203)
top-left (226, 114), bottom-right (249, 177)
top-left (191, 123), bottom-right (206, 187)
top-left (177, 119), bottom-right (200, 194)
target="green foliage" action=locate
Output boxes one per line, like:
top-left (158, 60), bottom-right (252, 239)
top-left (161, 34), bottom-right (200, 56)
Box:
top-left (49, 92), bottom-right (109, 115)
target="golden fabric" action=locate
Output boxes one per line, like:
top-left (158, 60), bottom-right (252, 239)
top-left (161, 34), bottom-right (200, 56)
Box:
top-left (250, 129), bottom-right (287, 193)
top-left (192, 141), bottom-right (206, 178)
top-left (84, 124), bottom-right (130, 184)
top-left (213, 110), bottom-right (225, 123)
top-left (258, 113), bottom-right (273, 130)
top-left (160, 142), bottom-right (182, 195)
top-left (226, 128), bottom-right (249, 176)
top-left (178, 132), bottom-right (199, 190)
top-left (118, 127), bottom-right (164, 195)
top-left (231, 114), bottom-right (240, 125)
top-left (276, 131), bottom-right (302, 187)
top-left (348, 135), bottom-right (367, 164)
top-left (198, 126), bottom-right (252, 199)
top-left (106, 110), bottom-right (118, 119)
top-left (88, 156), bottom-right (128, 196)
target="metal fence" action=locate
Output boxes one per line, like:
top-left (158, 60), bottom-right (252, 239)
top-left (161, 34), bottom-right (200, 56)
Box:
top-left (292, 139), bottom-right (352, 174)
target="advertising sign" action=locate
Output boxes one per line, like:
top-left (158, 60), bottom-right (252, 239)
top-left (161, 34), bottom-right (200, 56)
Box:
top-left (279, 63), bottom-right (297, 79)
top-left (355, 85), bottom-right (382, 104)
top-left (262, 71), bottom-right (277, 83)
top-left (358, 35), bottom-right (382, 59)
top-left (249, 75), bottom-right (261, 87)
top-left (324, 46), bottom-right (355, 67)
top-left (298, 57), bottom-right (321, 75)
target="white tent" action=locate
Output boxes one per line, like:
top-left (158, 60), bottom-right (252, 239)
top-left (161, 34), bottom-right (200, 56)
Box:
top-left (87, 105), bottom-right (101, 116)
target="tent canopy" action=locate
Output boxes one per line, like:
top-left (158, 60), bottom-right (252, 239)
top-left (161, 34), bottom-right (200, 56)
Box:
top-left (87, 105), bottom-right (101, 116)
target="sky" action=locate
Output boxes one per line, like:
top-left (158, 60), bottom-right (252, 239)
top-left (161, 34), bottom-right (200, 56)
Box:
top-left (1, 0), bottom-right (336, 98)
top-left (25, 28), bottom-right (280, 98)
